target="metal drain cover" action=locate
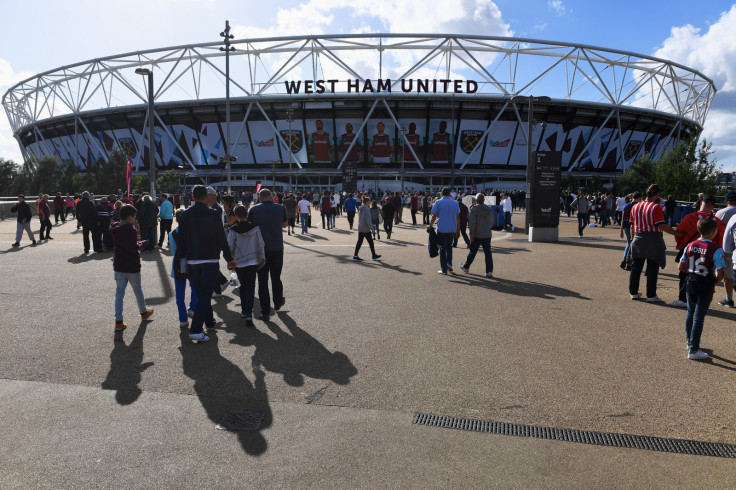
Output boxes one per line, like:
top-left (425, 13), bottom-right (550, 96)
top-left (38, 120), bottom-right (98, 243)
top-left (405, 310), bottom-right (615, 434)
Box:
top-left (216, 410), bottom-right (265, 431)
top-left (413, 413), bottom-right (736, 458)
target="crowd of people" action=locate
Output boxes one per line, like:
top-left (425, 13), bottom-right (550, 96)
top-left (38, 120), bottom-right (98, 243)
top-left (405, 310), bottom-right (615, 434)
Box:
top-left (11, 181), bottom-right (734, 359)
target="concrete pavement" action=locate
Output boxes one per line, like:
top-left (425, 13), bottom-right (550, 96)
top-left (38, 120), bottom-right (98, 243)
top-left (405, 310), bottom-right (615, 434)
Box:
top-left (1, 211), bottom-right (735, 488)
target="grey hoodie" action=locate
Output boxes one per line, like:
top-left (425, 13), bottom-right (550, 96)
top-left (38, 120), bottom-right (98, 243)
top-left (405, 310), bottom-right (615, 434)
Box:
top-left (468, 203), bottom-right (494, 239)
top-left (227, 221), bottom-right (266, 269)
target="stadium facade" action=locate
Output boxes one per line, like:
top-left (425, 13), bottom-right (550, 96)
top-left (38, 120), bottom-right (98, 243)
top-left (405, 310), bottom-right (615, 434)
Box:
top-left (2, 34), bottom-right (717, 191)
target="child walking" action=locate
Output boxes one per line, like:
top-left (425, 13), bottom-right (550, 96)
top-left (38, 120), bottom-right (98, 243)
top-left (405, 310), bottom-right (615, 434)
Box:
top-left (678, 217), bottom-right (725, 360)
top-left (227, 205), bottom-right (266, 326)
top-left (110, 204), bottom-right (154, 331)
top-left (169, 208), bottom-right (198, 328)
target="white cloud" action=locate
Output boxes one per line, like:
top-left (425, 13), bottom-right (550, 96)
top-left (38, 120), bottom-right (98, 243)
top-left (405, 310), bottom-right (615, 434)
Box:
top-left (548, 0), bottom-right (568, 16)
top-left (653, 5), bottom-right (736, 170)
top-left (0, 59), bottom-right (34, 163)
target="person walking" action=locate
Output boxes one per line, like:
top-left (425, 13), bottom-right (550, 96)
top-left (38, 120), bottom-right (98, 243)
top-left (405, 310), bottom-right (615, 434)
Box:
top-left (138, 195), bottom-right (159, 252)
top-left (429, 187), bottom-right (460, 275)
top-left (228, 205), bottom-right (266, 325)
top-left (157, 194), bottom-right (174, 248)
top-left (76, 191), bottom-right (98, 253)
top-left (178, 185), bottom-right (236, 342)
top-left (381, 196), bottom-right (396, 239)
top-left (53, 192), bottom-right (65, 224)
top-left (110, 204), bottom-right (154, 332)
top-left (10, 194), bottom-right (36, 247)
top-left (297, 194), bottom-right (311, 234)
top-left (344, 193), bottom-right (359, 230)
top-left (629, 184), bottom-right (682, 302)
top-left (169, 208), bottom-right (198, 328)
top-left (572, 191), bottom-right (591, 237)
top-left (459, 193), bottom-right (494, 277)
top-left (283, 193), bottom-right (298, 236)
top-left (248, 188), bottom-right (288, 321)
top-left (678, 217), bottom-right (725, 360)
top-left (370, 199), bottom-right (382, 240)
top-left (353, 196), bottom-right (381, 261)
top-left (38, 194), bottom-right (52, 240)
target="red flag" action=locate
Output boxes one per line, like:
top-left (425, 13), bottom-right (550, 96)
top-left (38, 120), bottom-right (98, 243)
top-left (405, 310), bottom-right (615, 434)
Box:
top-left (256, 182), bottom-right (262, 194)
top-left (126, 158), bottom-right (133, 198)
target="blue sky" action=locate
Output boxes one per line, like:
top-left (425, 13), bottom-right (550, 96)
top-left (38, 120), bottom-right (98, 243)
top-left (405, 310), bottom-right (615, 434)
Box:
top-left (2, 0), bottom-right (735, 171)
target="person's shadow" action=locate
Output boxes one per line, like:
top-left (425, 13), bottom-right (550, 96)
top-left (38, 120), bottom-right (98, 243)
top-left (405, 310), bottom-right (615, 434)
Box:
top-left (230, 311), bottom-right (358, 389)
top-left (101, 323), bottom-right (153, 405)
top-left (178, 330), bottom-right (271, 456)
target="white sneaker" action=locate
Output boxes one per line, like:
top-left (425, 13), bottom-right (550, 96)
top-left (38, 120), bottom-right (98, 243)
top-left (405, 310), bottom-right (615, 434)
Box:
top-left (459, 262), bottom-right (469, 273)
top-left (669, 300), bottom-right (687, 308)
top-left (189, 332), bottom-right (209, 343)
top-left (511, 225), bottom-right (515, 231)
top-left (646, 296), bottom-right (663, 303)
top-left (630, 292), bottom-right (642, 300)
top-left (486, 272), bottom-right (493, 278)
top-left (688, 349), bottom-right (709, 360)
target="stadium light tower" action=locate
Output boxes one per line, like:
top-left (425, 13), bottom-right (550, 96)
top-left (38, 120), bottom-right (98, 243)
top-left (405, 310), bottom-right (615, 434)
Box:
top-left (135, 67), bottom-right (156, 198)
top-left (220, 20), bottom-right (236, 195)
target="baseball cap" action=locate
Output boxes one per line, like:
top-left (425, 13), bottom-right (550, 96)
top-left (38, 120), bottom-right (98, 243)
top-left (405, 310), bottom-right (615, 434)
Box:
top-left (725, 191), bottom-right (736, 202)
top-left (205, 186), bottom-right (216, 195)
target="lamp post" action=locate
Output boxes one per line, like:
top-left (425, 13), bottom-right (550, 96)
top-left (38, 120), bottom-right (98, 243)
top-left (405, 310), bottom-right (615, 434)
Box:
top-left (220, 20), bottom-right (236, 195)
top-left (135, 67), bottom-right (156, 198)
top-left (286, 108), bottom-right (294, 191)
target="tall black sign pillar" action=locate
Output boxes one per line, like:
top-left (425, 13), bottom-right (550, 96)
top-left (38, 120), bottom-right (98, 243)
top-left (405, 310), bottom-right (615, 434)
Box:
top-left (529, 151), bottom-right (561, 242)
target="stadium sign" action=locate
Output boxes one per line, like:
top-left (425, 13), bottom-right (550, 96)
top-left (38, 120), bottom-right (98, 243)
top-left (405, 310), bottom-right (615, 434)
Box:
top-left (284, 79), bottom-right (478, 95)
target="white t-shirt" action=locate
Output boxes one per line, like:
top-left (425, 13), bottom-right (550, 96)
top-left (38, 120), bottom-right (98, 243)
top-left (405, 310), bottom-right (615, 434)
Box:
top-left (297, 199), bottom-right (311, 213)
top-left (333, 193), bottom-right (341, 205)
top-left (616, 197), bottom-right (626, 211)
top-left (502, 197), bottom-right (512, 213)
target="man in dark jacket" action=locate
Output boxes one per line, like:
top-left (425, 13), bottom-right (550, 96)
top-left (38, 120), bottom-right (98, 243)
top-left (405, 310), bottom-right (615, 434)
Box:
top-left (11, 195), bottom-right (36, 247)
top-left (178, 185), bottom-right (236, 342)
top-left (76, 191), bottom-right (98, 253)
top-left (248, 188), bottom-right (288, 321)
top-left (53, 192), bottom-right (65, 224)
top-left (138, 195), bottom-right (159, 252)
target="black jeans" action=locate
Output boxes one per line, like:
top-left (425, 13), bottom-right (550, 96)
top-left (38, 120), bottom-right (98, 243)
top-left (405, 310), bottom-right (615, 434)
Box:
top-left (453, 224), bottom-right (470, 247)
top-left (347, 211), bottom-right (356, 229)
top-left (82, 223), bottom-right (95, 252)
top-left (158, 218), bottom-right (173, 246)
top-left (383, 220), bottom-right (393, 237)
top-left (39, 218), bottom-right (52, 239)
top-left (411, 210), bottom-right (417, 225)
top-left (257, 250), bottom-right (284, 315)
top-left (54, 209), bottom-right (65, 223)
top-left (354, 232), bottom-right (377, 257)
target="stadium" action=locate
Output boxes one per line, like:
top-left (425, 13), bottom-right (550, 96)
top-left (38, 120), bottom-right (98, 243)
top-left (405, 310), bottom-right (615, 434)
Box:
top-left (1, 34), bottom-right (717, 192)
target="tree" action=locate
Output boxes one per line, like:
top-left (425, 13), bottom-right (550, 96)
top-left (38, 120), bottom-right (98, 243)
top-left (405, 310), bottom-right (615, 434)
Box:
top-left (58, 158), bottom-right (79, 193)
top-left (156, 170), bottom-right (180, 194)
top-left (132, 175), bottom-right (150, 196)
top-left (616, 153), bottom-right (656, 196)
top-left (0, 158), bottom-right (19, 195)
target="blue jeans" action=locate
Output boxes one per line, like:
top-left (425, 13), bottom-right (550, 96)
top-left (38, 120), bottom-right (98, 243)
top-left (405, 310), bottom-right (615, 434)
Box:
top-left (622, 226), bottom-right (632, 262)
top-left (175, 277), bottom-right (198, 323)
top-left (300, 213), bottom-right (309, 233)
top-left (114, 271), bottom-right (147, 322)
top-left (15, 221), bottom-right (34, 243)
top-left (629, 258), bottom-right (660, 299)
top-left (257, 250), bottom-right (284, 315)
top-left (463, 237), bottom-right (493, 274)
top-left (188, 263), bottom-right (219, 334)
top-left (235, 265), bottom-right (258, 317)
top-left (329, 211), bottom-right (336, 228)
top-left (577, 212), bottom-right (589, 236)
top-left (685, 275), bottom-right (714, 351)
top-left (371, 219), bottom-right (380, 238)
top-left (437, 232), bottom-right (455, 273)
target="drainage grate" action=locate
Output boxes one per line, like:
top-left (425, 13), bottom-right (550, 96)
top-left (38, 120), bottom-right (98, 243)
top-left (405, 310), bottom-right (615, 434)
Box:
top-left (216, 410), bottom-right (265, 431)
top-left (413, 413), bottom-right (736, 458)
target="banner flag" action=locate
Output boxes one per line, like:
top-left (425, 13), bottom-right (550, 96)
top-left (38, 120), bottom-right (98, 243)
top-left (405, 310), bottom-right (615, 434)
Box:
top-left (126, 158), bottom-right (134, 198)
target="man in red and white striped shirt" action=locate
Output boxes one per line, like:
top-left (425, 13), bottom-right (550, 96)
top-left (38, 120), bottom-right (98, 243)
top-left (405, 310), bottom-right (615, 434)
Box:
top-left (629, 184), bottom-right (682, 302)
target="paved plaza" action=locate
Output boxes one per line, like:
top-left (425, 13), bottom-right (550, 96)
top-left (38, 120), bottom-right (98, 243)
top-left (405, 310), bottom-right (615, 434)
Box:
top-left (1, 211), bottom-right (735, 488)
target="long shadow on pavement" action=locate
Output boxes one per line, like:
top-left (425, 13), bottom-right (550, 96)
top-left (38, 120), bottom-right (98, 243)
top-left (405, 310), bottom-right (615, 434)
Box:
top-left (101, 322), bottom-right (153, 405)
top-left (448, 273), bottom-right (592, 300)
top-left (229, 310), bottom-right (358, 390)
top-left (178, 330), bottom-right (271, 456)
